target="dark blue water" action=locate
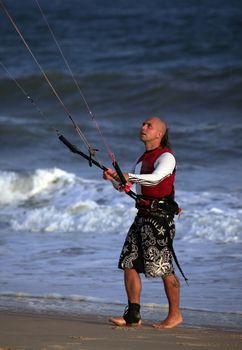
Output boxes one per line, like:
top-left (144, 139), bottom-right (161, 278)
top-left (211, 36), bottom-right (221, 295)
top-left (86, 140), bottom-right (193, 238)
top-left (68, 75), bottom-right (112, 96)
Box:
top-left (0, 0), bottom-right (242, 329)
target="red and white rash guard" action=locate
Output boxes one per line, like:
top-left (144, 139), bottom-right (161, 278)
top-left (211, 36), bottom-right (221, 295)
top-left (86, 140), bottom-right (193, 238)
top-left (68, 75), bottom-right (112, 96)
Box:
top-left (128, 147), bottom-right (176, 198)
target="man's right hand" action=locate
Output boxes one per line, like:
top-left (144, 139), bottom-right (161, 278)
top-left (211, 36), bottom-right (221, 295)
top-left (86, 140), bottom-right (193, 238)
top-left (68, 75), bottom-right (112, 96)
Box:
top-left (103, 168), bottom-right (118, 181)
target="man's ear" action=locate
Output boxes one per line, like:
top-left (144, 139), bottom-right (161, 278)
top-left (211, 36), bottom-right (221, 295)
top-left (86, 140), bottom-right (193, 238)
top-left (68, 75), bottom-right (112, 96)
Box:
top-left (156, 131), bottom-right (163, 139)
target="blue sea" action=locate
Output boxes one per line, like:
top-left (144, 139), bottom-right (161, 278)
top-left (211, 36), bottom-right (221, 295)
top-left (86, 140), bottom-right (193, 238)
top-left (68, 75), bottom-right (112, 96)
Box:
top-left (0, 0), bottom-right (242, 330)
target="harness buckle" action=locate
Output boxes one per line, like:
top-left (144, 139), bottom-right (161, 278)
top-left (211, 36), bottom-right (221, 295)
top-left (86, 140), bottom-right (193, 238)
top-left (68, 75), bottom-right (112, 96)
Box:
top-left (150, 199), bottom-right (158, 211)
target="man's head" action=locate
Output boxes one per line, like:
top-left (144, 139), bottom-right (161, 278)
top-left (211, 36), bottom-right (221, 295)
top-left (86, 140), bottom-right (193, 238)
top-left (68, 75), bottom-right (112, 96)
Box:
top-left (140, 117), bottom-right (168, 150)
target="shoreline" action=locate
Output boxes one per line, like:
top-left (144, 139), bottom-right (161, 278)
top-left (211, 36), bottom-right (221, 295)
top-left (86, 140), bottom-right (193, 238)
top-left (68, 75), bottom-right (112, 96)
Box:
top-left (1, 294), bottom-right (242, 332)
top-left (0, 310), bottom-right (242, 350)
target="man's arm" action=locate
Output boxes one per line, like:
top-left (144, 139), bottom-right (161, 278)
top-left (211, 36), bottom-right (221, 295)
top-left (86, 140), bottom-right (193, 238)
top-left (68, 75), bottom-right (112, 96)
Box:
top-left (128, 152), bottom-right (176, 186)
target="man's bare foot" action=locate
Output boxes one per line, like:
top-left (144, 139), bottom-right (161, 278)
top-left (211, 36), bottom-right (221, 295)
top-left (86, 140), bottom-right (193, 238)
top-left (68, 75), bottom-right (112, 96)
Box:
top-left (109, 316), bottom-right (142, 327)
top-left (152, 314), bottom-right (183, 329)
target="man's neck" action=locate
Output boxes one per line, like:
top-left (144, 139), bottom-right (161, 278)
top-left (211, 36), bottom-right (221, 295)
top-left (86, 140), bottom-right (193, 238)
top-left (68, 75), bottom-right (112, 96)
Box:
top-left (145, 141), bottom-right (161, 151)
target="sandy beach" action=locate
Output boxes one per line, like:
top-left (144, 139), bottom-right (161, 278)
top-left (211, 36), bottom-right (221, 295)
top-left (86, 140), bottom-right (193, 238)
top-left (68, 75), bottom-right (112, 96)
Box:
top-left (0, 311), bottom-right (241, 350)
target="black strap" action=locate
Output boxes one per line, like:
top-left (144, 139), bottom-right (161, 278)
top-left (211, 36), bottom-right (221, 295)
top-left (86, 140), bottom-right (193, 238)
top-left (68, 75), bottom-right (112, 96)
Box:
top-left (168, 237), bottom-right (189, 285)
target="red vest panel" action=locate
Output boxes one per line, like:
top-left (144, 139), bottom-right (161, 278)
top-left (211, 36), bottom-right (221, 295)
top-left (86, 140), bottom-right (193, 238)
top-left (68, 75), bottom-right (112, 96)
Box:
top-left (137, 147), bottom-right (175, 198)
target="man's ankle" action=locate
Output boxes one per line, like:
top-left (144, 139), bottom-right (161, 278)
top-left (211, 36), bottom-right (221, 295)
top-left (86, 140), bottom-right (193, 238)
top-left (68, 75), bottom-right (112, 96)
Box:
top-left (123, 302), bottom-right (141, 324)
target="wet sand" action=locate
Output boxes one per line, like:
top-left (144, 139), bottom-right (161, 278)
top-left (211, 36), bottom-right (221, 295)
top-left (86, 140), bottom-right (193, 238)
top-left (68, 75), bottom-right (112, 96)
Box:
top-left (0, 311), bottom-right (242, 350)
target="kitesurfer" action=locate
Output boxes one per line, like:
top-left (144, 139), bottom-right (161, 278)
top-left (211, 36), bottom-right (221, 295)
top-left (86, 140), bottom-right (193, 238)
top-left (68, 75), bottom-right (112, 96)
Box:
top-left (103, 117), bottom-right (183, 329)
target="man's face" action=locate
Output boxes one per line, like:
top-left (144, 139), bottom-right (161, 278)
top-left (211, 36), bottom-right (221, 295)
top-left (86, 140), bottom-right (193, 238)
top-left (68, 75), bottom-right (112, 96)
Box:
top-left (140, 118), bottom-right (163, 143)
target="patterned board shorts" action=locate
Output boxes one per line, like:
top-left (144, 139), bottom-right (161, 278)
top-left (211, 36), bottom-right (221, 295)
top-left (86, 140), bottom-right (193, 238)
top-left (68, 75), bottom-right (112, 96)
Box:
top-left (118, 214), bottom-right (175, 278)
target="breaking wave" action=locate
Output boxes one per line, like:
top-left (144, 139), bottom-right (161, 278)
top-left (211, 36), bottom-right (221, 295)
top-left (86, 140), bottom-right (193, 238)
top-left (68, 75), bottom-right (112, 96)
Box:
top-left (0, 168), bottom-right (241, 243)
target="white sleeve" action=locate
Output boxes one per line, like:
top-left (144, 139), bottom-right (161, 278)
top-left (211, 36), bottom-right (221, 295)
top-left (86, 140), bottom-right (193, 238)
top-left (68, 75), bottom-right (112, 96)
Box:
top-left (128, 152), bottom-right (176, 186)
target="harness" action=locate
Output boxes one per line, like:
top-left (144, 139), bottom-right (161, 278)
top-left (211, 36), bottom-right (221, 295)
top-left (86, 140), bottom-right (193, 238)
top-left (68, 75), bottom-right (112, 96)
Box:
top-left (136, 195), bottom-right (180, 216)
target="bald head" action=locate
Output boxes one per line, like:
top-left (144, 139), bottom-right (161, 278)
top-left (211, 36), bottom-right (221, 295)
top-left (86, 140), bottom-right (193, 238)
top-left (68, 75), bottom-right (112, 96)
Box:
top-left (140, 117), bottom-right (168, 150)
top-left (149, 117), bottom-right (167, 135)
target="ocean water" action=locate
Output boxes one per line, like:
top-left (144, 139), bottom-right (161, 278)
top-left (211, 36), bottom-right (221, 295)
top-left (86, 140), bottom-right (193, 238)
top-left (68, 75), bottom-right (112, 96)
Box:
top-left (0, 0), bottom-right (242, 330)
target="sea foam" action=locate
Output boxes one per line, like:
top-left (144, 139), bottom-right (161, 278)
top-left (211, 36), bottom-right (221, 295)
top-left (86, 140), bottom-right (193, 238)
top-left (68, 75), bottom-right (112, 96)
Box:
top-left (0, 168), bottom-right (241, 243)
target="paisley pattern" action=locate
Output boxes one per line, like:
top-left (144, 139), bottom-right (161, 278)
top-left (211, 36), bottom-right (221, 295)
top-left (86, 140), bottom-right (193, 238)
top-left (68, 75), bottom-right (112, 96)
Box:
top-left (118, 215), bottom-right (175, 278)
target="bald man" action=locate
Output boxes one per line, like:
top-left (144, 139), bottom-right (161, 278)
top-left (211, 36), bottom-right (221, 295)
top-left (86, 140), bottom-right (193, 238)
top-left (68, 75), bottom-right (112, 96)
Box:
top-left (103, 117), bottom-right (183, 329)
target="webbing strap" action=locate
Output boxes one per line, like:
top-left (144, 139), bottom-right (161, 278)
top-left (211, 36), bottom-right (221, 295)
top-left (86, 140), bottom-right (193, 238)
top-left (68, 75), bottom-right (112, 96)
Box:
top-left (168, 238), bottom-right (189, 285)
